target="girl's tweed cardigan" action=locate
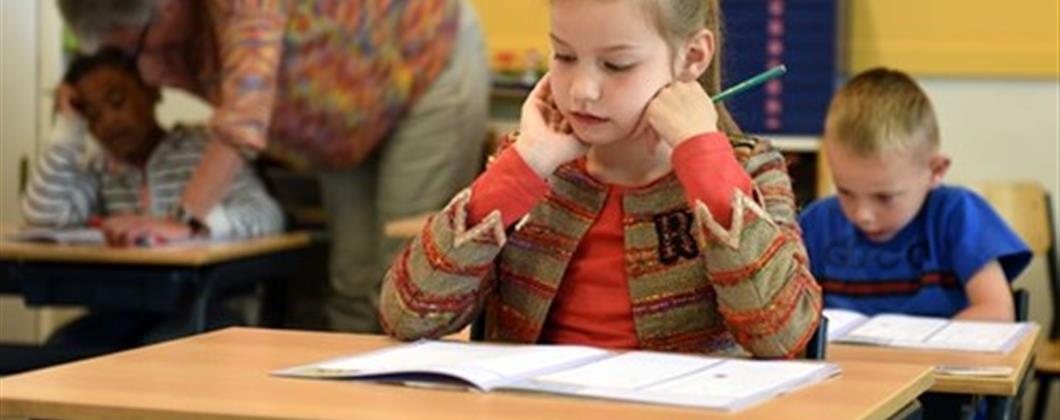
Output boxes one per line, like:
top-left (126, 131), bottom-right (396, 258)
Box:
top-left (380, 135), bottom-right (821, 358)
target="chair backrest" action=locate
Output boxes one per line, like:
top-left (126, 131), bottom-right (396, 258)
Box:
top-left (804, 317), bottom-right (829, 360)
top-left (970, 181), bottom-right (1059, 336)
top-left (1013, 288), bottom-right (1030, 322)
top-left (470, 311), bottom-right (487, 342)
top-left (970, 181), bottom-right (1054, 256)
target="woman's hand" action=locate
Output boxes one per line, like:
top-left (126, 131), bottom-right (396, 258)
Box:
top-left (514, 73), bottom-right (588, 177)
top-left (646, 81), bottom-right (719, 147)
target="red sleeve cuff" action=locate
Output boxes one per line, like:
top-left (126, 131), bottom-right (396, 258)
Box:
top-left (467, 147), bottom-right (550, 227)
top-left (671, 132), bottom-right (753, 228)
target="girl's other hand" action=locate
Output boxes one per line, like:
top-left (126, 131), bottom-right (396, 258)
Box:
top-left (646, 81), bottom-right (719, 147)
top-left (515, 73), bottom-right (588, 177)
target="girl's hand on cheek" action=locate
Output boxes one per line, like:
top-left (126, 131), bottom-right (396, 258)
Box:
top-left (646, 81), bottom-right (719, 147)
top-left (515, 73), bottom-right (589, 177)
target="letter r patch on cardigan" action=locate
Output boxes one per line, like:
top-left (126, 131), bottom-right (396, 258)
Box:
top-left (653, 210), bottom-right (700, 265)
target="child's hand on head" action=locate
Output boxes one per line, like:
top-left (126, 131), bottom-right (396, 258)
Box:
top-left (515, 73), bottom-right (588, 177)
top-left (646, 81), bottom-right (719, 147)
top-left (55, 84), bottom-right (81, 118)
top-left (50, 84), bottom-right (90, 148)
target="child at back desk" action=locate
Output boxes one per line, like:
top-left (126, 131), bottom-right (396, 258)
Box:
top-left (21, 48), bottom-right (284, 246)
top-left (799, 68), bottom-right (1031, 322)
top-left (18, 48), bottom-right (286, 348)
top-left (379, 0), bottom-right (821, 357)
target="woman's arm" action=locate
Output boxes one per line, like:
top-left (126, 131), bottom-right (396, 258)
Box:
top-left (180, 0), bottom-right (288, 219)
top-left (202, 163), bottom-right (286, 239)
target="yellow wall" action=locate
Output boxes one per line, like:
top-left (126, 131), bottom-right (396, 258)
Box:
top-left (469, 0), bottom-right (549, 68)
top-left (847, 0), bottom-right (1059, 78)
top-left (469, 0), bottom-right (1059, 78)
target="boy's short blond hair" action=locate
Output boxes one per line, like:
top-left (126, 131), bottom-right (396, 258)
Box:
top-left (824, 67), bottom-right (939, 158)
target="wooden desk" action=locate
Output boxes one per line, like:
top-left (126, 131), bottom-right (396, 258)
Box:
top-left (0, 232), bottom-right (310, 266)
top-left (383, 213), bottom-right (432, 238)
top-left (0, 328), bottom-right (933, 420)
top-left (828, 325), bottom-right (1039, 396)
top-left (1036, 338), bottom-right (1060, 374)
top-left (0, 232), bottom-right (311, 331)
top-left (829, 326), bottom-right (1040, 420)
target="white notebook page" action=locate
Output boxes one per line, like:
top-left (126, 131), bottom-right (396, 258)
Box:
top-left (844, 314), bottom-right (948, 345)
top-left (312, 341), bottom-right (609, 388)
top-left (531, 351), bottom-right (722, 390)
top-left (822, 308), bottom-right (868, 340)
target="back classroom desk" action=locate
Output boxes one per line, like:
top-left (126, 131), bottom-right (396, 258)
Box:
top-left (0, 231), bottom-right (311, 333)
top-left (0, 327), bottom-right (934, 420)
top-left (828, 325), bottom-right (1040, 420)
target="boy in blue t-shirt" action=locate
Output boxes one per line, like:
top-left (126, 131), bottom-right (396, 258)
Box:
top-left (800, 68), bottom-right (1031, 321)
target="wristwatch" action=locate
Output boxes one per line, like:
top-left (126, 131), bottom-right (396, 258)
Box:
top-left (174, 206), bottom-right (210, 237)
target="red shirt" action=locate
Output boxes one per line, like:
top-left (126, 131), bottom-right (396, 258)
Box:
top-left (467, 133), bottom-right (752, 348)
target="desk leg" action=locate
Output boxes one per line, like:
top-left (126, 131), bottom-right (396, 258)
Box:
top-left (920, 392), bottom-right (976, 420)
top-left (189, 269), bottom-right (211, 333)
top-left (1031, 372), bottom-right (1055, 420)
top-left (985, 354), bottom-right (1037, 420)
top-left (984, 396), bottom-right (1015, 420)
top-left (887, 400), bottom-right (923, 420)
top-left (187, 250), bottom-right (304, 333)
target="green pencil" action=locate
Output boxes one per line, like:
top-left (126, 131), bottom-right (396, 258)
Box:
top-left (711, 64), bottom-right (787, 103)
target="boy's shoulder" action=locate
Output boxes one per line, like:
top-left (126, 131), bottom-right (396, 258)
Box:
top-left (154, 125), bottom-right (210, 154)
top-left (168, 124), bottom-right (210, 143)
top-left (923, 184), bottom-right (992, 217)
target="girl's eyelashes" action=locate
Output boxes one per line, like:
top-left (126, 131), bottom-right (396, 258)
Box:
top-left (552, 50), bottom-right (636, 72)
top-left (604, 62), bottom-right (635, 72)
top-left (552, 53), bottom-right (575, 63)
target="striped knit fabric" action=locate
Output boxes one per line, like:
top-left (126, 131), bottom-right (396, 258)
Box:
top-left (22, 120), bottom-right (284, 240)
top-left (380, 135), bottom-right (821, 358)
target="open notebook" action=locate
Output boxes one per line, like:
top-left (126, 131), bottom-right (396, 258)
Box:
top-left (823, 308), bottom-right (1032, 353)
top-left (5, 228), bottom-right (217, 248)
top-left (274, 341), bottom-right (840, 412)
top-left (5, 227), bottom-right (105, 245)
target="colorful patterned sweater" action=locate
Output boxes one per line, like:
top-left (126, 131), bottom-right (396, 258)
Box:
top-left (139, 0), bottom-right (459, 169)
top-left (380, 135), bottom-right (822, 358)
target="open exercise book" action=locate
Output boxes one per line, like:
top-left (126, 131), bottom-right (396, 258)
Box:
top-left (274, 340), bottom-right (840, 412)
top-left (5, 227), bottom-right (216, 248)
top-left (5, 228), bottom-right (105, 245)
top-left (824, 308), bottom-right (1032, 353)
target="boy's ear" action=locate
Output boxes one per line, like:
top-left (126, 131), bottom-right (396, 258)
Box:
top-left (676, 29), bottom-right (715, 82)
top-left (928, 153), bottom-right (951, 187)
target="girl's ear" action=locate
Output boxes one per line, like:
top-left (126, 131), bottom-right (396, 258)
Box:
top-left (676, 29), bottom-right (715, 82)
